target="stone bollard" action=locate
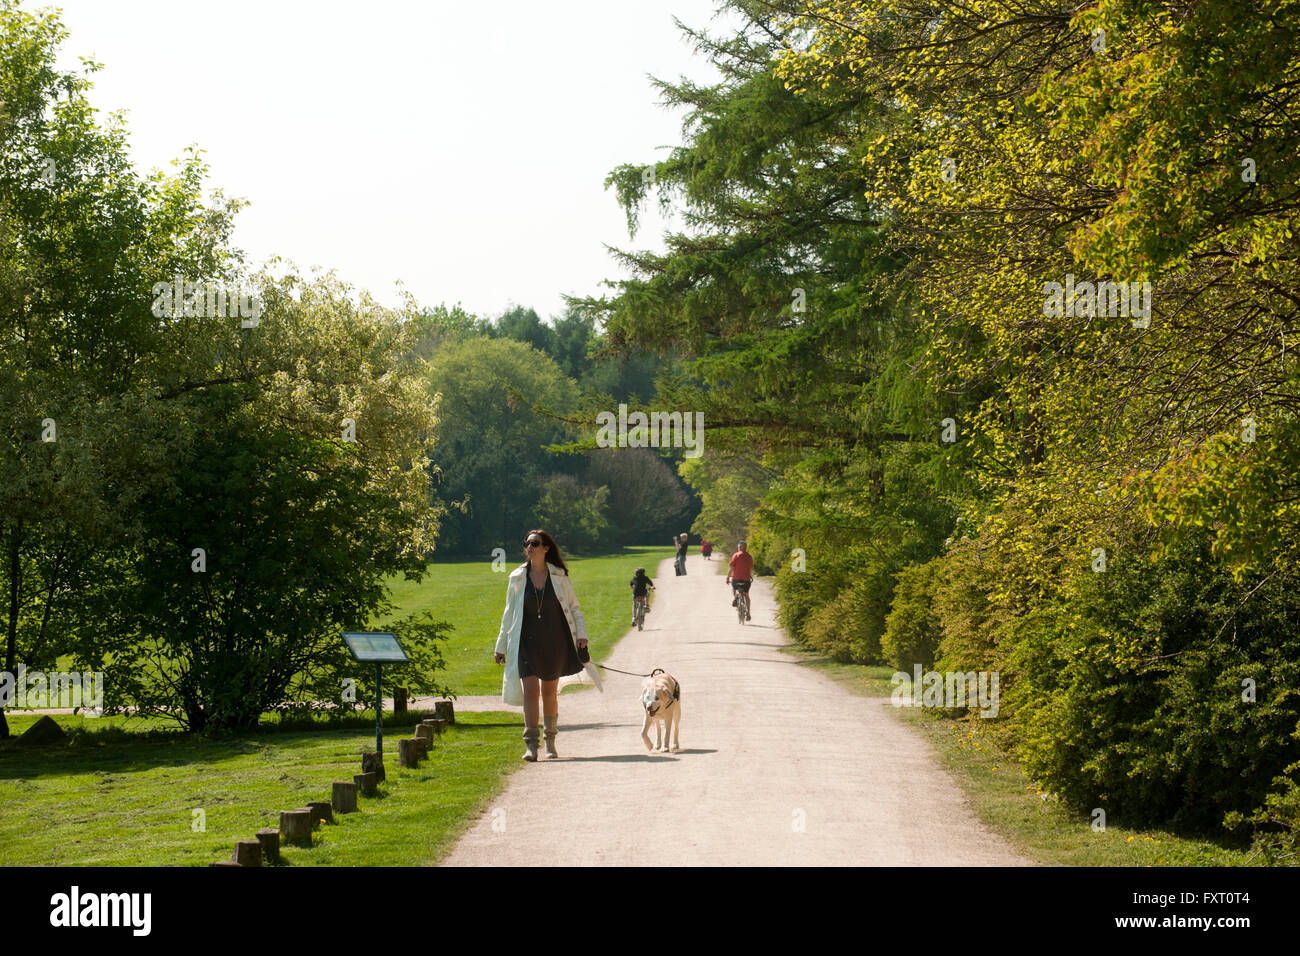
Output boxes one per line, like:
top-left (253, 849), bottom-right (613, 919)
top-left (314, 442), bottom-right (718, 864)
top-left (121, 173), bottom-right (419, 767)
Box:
top-left (306, 801), bottom-right (334, 826)
top-left (421, 718), bottom-right (447, 736)
top-left (354, 771), bottom-right (378, 796)
top-left (361, 751), bottom-right (386, 783)
top-left (256, 828), bottom-right (280, 864)
top-left (398, 737), bottom-right (419, 768)
top-left (433, 700), bottom-right (455, 724)
top-left (232, 840), bottom-right (262, 867)
top-left (412, 737), bottom-right (429, 760)
top-left (280, 809), bottom-right (313, 847)
top-left (394, 687), bottom-right (408, 715)
top-left (415, 724), bottom-right (435, 746)
top-left (332, 781), bottom-right (358, 814)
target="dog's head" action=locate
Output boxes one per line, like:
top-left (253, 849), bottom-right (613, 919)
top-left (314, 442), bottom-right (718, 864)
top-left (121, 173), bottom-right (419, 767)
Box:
top-left (641, 674), bottom-right (677, 717)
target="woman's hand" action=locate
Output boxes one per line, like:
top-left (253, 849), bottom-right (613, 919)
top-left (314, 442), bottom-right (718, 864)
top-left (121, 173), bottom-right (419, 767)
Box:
top-left (494, 652), bottom-right (505, 665)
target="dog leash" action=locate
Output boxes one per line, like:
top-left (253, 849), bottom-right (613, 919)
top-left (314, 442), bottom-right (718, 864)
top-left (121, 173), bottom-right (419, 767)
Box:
top-left (597, 664), bottom-right (664, 678)
top-left (599, 665), bottom-right (680, 704)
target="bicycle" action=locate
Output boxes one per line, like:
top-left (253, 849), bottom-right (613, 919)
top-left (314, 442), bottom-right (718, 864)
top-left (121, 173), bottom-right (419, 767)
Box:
top-left (634, 594), bottom-right (650, 630)
top-left (731, 581), bottom-right (751, 624)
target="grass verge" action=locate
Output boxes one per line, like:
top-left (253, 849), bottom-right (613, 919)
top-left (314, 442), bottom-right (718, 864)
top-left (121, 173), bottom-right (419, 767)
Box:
top-left (0, 710), bottom-right (519, 866)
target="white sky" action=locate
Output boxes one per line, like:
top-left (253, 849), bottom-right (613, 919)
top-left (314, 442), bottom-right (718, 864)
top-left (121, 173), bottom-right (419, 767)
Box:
top-left (45, 0), bottom-right (739, 321)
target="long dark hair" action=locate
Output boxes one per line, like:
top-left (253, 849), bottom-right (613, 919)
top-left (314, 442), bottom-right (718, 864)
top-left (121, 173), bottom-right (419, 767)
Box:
top-left (525, 529), bottom-right (569, 573)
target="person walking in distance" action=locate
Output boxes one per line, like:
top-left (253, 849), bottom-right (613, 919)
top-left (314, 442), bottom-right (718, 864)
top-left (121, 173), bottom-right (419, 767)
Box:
top-left (494, 530), bottom-right (602, 760)
top-left (674, 533), bottom-right (688, 575)
top-left (727, 540), bottom-right (755, 621)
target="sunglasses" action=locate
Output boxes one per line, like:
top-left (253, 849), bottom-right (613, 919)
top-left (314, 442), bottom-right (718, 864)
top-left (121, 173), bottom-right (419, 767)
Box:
top-left (524, 539), bottom-right (544, 548)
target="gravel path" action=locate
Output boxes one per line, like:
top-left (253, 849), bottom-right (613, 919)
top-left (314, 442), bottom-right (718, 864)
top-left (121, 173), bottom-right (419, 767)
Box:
top-left (442, 554), bottom-right (1031, 866)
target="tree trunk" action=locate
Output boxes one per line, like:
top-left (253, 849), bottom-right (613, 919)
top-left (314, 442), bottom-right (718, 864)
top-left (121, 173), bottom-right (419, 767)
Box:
top-left (1, 521), bottom-right (22, 740)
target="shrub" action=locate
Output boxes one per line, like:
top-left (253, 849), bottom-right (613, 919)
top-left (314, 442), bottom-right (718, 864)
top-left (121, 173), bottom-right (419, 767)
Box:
top-left (1007, 535), bottom-right (1300, 831)
top-left (1228, 762), bottom-right (1300, 865)
top-left (792, 552), bottom-right (895, 663)
top-left (882, 559), bottom-right (944, 670)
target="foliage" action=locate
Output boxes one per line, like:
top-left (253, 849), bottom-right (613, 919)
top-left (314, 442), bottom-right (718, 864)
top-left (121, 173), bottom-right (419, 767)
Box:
top-left (590, 0), bottom-right (1300, 845)
top-left (0, 1), bottom-right (249, 736)
top-left (585, 447), bottom-right (695, 544)
top-left (755, 0), bottom-right (1300, 843)
top-left (1228, 763), bottom-right (1300, 866)
top-left (60, 271), bottom-right (444, 732)
top-left (681, 452), bottom-right (771, 555)
top-left (534, 473), bottom-right (610, 553)
top-left (1002, 536), bottom-right (1300, 832)
top-left (881, 559), bottom-right (943, 670)
top-left (424, 336), bottom-right (578, 553)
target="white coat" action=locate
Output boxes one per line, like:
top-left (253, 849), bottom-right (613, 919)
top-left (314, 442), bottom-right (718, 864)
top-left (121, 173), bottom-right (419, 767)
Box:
top-left (495, 562), bottom-right (603, 706)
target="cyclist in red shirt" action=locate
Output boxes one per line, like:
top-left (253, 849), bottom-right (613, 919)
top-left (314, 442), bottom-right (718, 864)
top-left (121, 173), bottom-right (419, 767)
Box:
top-left (726, 541), bottom-right (754, 620)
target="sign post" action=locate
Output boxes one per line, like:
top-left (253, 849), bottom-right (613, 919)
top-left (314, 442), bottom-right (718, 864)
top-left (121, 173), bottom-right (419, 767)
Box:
top-left (341, 631), bottom-right (411, 756)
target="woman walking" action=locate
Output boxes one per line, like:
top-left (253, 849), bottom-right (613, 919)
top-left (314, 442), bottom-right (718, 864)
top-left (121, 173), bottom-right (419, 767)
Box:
top-left (494, 529), bottom-right (602, 760)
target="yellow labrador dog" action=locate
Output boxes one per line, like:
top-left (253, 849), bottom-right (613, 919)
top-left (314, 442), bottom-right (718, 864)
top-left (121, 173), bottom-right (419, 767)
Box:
top-left (640, 669), bottom-right (681, 753)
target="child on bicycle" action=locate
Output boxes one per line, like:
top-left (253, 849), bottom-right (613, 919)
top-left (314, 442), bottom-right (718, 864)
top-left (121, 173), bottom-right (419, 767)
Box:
top-left (629, 567), bottom-right (655, 624)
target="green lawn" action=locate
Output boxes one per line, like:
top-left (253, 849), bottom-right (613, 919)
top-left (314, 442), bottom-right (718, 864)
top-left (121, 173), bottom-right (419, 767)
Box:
top-left (0, 546), bottom-right (674, 867)
top-left (0, 710), bottom-right (518, 866)
top-left (777, 643), bottom-right (1258, 867)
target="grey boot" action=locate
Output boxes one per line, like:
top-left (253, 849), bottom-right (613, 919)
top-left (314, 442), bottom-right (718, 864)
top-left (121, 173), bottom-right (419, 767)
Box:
top-left (522, 726), bottom-right (539, 762)
top-left (543, 716), bottom-right (559, 759)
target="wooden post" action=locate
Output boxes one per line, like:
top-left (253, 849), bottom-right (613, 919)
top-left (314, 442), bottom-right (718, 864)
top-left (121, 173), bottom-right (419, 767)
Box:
top-left (361, 751), bottom-right (386, 783)
top-left (209, 860), bottom-right (241, 867)
top-left (412, 736), bottom-right (429, 760)
top-left (433, 700), bottom-right (455, 724)
top-left (398, 737), bottom-right (419, 768)
top-left (332, 781), bottom-right (358, 814)
top-left (422, 718), bottom-right (448, 735)
top-left (415, 723), bottom-right (435, 746)
top-left (280, 809), bottom-right (313, 846)
top-left (354, 771), bottom-right (377, 796)
top-left (232, 840), bottom-right (262, 867)
top-left (306, 801), bottom-right (333, 826)
top-left (256, 828), bottom-right (280, 864)
top-left (394, 687), bottom-right (408, 715)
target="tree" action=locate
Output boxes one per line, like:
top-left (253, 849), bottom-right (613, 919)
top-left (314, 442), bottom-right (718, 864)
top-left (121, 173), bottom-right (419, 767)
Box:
top-left (407, 303), bottom-right (492, 361)
top-left (586, 446), bottom-right (695, 544)
top-left (55, 270), bottom-right (443, 731)
top-left (425, 336), bottom-right (579, 553)
top-left (582, 0), bottom-right (957, 663)
top-left (493, 306), bottom-right (556, 356)
top-left (535, 474), bottom-right (610, 553)
top-left (770, 0), bottom-right (1300, 834)
top-left (550, 307), bottom-right (595, 381)
top-left (0, 2), bottom-right (246, 736)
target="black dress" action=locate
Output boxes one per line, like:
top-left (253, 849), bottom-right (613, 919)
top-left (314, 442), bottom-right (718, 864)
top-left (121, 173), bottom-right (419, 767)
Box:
top-left (518, 572), bottom-right (583, 681)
